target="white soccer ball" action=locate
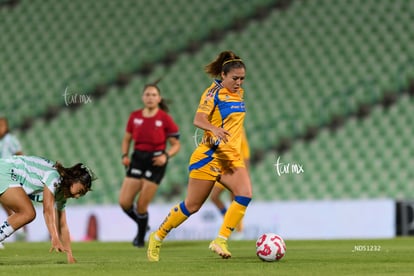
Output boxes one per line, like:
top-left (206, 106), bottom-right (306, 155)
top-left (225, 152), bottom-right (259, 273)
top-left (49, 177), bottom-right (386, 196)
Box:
top-left (256, 233), bottom-right (286, 262)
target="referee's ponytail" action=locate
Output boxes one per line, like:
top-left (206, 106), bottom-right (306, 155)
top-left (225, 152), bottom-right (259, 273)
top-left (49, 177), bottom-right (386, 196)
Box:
top-left (158, 98), bottom-right (170, 113)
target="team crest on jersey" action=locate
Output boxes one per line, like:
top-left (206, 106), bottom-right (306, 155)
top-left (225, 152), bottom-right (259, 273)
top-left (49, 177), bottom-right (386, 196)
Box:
top-left (155, 120), bottom-right (163, 127)
top-left (133, 118), bottom-right (143, 125)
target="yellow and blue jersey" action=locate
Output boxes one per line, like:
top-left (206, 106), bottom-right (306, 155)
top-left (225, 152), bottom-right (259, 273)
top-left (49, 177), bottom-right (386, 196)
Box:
top-left (189, 80), bottom-right (246, 178)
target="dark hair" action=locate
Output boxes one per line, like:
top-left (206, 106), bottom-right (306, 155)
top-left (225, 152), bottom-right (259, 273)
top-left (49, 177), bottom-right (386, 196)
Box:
top-left (54, 162), bottom-right (96, 198)
top-left (205, 50), bottom-right (246, 78)
top-left (143, 78), bottom-right (170, 112)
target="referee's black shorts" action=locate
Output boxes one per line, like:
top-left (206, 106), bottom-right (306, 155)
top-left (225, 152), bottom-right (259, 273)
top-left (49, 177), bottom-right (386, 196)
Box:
top-left (126, 150), bottom-right (167, 185)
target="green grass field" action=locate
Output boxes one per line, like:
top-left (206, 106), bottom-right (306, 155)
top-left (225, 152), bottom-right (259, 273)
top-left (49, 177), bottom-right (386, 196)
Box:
top-left (1, 238), bottom-right (414, 276)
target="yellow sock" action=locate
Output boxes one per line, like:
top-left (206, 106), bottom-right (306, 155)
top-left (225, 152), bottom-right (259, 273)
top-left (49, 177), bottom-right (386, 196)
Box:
top-left (156, 202), bottom-right (189, 240)
top-left (218, 198), bottom-right (249, 239)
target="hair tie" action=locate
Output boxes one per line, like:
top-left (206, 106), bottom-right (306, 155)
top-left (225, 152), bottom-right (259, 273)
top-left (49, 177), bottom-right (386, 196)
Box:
top-left (81, 164), bottom-right (98, 181)
top-left (222, 58), bottom-right (243, 66)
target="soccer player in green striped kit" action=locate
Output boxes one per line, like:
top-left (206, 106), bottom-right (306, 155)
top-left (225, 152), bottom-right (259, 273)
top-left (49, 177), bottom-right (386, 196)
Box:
top-left (0, 116), bottom-right (24, 249)
top-left (0, 155), bottom-right (96, 263)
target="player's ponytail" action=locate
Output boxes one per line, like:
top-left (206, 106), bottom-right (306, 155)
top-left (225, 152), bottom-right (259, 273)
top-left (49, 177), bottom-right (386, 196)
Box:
top-left (205, 50), bottom-right (245, 78)
top-left (158, 98), bottom-right (170, 113)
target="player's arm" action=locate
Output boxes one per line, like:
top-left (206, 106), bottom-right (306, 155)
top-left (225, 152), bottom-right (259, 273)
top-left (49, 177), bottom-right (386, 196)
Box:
top-left (57, 209), bottom-right (76, 264)
top-left (121, 132), bottom-right (132, 166)
top-left (166, 136), bottom-right (180, 159)
top-left (193, 112), bottom-right (230, 143)
top-left (154, 136), bottom-right (181, 166)
top-left (42, 186), bottom-right (66, 253)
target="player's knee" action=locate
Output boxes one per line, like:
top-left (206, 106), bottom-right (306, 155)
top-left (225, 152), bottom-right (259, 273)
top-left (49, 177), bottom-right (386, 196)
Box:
top-left (184, 202), bottom-right (202, 214)
top-left (233, 184), bottom-right (252, 199)
top-left (244, 190), bottom-right (253, 198)
top-left (119, 200), bottom-right (130, 211)
top-left (24, 207), bottom-right (36, 223)
top-left (118, 193), bottom-right (133, 210)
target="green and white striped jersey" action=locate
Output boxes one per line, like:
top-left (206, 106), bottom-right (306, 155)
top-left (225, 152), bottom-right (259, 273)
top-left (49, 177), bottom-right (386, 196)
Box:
top-left (1, 155), bottom-right (66, 210)
top-left (0, 133), bottom-right (22, 158)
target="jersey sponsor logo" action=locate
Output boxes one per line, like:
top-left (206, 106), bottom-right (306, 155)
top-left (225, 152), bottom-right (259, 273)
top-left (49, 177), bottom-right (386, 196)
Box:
top-left (9, 169), bottom-right (18, 181)
top-left (145, 170), bottom-right (153, 178)
top-left (218, 101), bottom-right (246, 119)
top-left (133, 118), bottom-right (143, 125)
top-left (229, 102), bottom-right (245, 111)
top-left (131, 168), bottom-right (142, 176)
top-left (155, 120), bottom-right (163, 127)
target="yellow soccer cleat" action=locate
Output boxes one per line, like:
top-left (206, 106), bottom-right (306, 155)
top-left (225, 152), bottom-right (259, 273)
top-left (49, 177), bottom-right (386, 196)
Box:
top-left (147, 232), bottom-right (162, 262)
top-left (209, 237), bottom-right (232, 259)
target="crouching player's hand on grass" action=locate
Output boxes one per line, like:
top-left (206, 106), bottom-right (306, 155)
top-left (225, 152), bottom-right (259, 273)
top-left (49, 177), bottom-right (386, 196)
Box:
top-left (49, 236), bottom-right (66, 253)
top-left (49, 238), bottom-right (76, 263)
top-left (66, 251), bottom-right (77, 264)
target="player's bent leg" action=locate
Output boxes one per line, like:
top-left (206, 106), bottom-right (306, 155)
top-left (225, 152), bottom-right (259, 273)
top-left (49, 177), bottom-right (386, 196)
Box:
top-left (147, 202), bottom-right (191, 261)
top-left (0, 187), bottom-right (36, 230)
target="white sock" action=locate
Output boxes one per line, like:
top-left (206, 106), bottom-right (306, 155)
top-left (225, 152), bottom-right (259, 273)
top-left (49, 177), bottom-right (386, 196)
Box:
top-left (0, 221), bottom-right (15, 242)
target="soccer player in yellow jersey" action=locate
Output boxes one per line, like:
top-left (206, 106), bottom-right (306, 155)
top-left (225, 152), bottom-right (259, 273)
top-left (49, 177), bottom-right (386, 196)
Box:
top-left (147, 50), bottom-right (252, 261)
